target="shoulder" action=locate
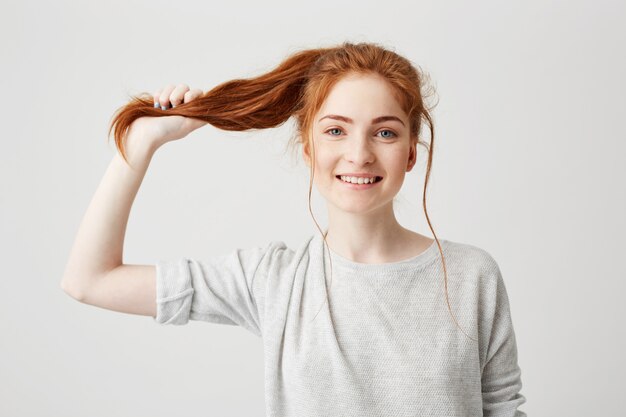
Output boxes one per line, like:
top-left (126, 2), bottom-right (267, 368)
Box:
top-left (441, 239), bottom-right (512, 318)
top-left (255, 239), bottom-right (296, 266)
top-left (254, 237), bottom-right (311, 272)
top-left (441, 238), bottom-right (503, 282)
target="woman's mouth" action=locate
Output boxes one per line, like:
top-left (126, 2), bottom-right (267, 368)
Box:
top-left (336, 175), bottom-right (383, 189)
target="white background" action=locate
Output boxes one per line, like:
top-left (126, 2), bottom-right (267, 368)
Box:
top-left (1, 0), bottom-right (624, 415)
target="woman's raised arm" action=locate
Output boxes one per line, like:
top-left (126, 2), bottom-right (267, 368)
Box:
top-left (60, 84), bottom-right (206, 317)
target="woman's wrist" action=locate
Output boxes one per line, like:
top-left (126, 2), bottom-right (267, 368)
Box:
top-left (120, 130), bottom-right (160, 165)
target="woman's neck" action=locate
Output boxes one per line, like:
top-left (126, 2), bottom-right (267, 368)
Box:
top-left (324, 205), bottom-right (432, 264)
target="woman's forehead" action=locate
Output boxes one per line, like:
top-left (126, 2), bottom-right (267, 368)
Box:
top-left (315, 74), bottom-right (407, 120)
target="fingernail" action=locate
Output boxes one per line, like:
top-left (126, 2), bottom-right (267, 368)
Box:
top-left (172, 104), bottom-right (176, 108)
top-left (160, 104), bottom-right (167, 110)
top-left (154, 102), bottom-right (159, 108)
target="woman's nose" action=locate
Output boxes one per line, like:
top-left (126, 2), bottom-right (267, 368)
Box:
top-left (345, 136), bottom-right (375, 165)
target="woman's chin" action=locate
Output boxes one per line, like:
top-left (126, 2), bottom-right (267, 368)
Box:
top-left (329, 200), bottom-right (386, 215)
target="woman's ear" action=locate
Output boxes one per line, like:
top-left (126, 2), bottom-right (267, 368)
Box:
top-left (406, 140), bottom-right (417, 172)
top-left (302, 144), bottom-right (311, 167)
top-left (302, 136), bottom-right (313, 168)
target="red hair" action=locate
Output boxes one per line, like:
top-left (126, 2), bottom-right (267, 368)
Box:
top-left (108, 41), bottom-right (474, 341)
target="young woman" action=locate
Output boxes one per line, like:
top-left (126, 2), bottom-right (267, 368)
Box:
top-left (61, 42), bottom-right (527, 416)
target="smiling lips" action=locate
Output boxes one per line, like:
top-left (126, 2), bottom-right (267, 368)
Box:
top-left (336, 175), bottom-right (383, 188)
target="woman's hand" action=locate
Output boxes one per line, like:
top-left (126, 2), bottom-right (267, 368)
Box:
top-left (127, 84), bottom-right (208, 150)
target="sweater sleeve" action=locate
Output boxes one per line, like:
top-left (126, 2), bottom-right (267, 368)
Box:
top-left (481, 260), bottom-right (528, 417)
top-left (152, 240), bottom-right (288, 337)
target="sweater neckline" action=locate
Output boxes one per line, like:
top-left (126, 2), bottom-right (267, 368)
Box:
top-left (314, 232), bottom-right (447, 273)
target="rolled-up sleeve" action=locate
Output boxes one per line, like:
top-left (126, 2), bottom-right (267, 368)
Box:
top-left (481, 262), bottom-right (528, 416)
top-left (153, 240), bottom-right (288, 337)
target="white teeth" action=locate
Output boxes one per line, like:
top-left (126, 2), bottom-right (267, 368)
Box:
top-left (340, 175), bottom-right (377, 184)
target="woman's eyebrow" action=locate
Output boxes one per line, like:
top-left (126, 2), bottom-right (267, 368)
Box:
top-left (318, 114), bottom-right (405, 127)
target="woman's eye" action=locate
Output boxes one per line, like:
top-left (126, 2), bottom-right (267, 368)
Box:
top-left (326, 128), bottom-right (343, 136)
top-left (377, 129), bottom-right (397, 139)
top-left (324, 128), bottom-right (397, 138)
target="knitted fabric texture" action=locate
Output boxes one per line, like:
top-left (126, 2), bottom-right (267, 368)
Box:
top-left (155, 233), bottom-right (527, 416)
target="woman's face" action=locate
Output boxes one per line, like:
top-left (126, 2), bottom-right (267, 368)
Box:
top-left (304, 72), bottom-right (417, 215)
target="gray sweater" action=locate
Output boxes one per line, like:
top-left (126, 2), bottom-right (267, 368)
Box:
top-left (155, 232), bottom-right (527, 416)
